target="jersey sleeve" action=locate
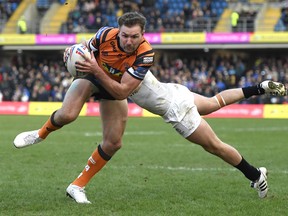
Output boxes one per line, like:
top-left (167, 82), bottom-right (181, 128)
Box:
top-left (87, 27), bottom-right (114, 52)
top-left (127, 42), bottom-right (155, 80)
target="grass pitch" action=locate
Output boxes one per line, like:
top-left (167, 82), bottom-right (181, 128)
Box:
top-left (0, 115), bottom-right (288, 216)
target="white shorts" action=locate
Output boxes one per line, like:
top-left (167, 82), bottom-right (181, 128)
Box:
top-left (161, 84), bottom-right (202, 138)
top-left (170, 105), bottom-right (201, 138)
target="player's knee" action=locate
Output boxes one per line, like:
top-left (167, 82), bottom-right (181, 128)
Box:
top-left (57, 110), bottom-right (78, 124)
top-left (202, 141), bottom-right (223, 155)
top-left (111, 140), bottom-right (122, 151)
top-left (102, 140), bottom-right (122, 155)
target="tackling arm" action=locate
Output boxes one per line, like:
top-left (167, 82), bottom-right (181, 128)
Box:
top-left (93, 68), bottom-right (142, 100)
top-left (75, 51), bottom-right (141, 100)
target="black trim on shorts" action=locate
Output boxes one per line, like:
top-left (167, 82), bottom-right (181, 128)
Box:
top-left (74, 74), bottom-right (116, 100)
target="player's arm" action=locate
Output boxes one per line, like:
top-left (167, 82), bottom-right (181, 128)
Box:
top-left (76, 51), bottom-right (142, 100)
top-left (97, 69), bottom-right (142, 100)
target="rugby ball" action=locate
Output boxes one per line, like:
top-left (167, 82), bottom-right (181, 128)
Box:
top-left (66, 44), bottom-right (90, 78)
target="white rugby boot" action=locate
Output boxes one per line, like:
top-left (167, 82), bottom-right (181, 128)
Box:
top-left (250, 167), bottom-right (268, 198)
top-left (13, 130), bottom-right (43, 148)
top-left (260, 80), bottom-right (287, 96)
top-left (66, 184), bottom-right (91, 204)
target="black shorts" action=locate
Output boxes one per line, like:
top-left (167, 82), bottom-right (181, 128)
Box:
top-left (74, 74), bottom-right (116, 100)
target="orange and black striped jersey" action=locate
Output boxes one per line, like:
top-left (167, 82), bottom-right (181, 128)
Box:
top-left (87, 27), bottom-right (154, 83)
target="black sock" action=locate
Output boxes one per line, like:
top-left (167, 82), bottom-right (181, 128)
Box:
top-left (98, 144), bottom-right (111, 161)
top-left (234, 157), bottom-right (260, 181)
top-left (51, 110), bottom-right (63, 128)
top-left (242, 84), bottom-right (265, 98)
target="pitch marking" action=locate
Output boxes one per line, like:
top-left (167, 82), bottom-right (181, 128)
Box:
top-left (84, 131), bottom-right (167, 136)
top-left (109, 165), bottom-right (288, 174)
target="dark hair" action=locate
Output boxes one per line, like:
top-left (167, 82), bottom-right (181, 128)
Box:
top-left (117, 12), bottom-right (147, 32)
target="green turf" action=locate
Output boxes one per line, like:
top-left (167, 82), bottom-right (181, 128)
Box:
top-left (1, 115), bottom-right (288, 216)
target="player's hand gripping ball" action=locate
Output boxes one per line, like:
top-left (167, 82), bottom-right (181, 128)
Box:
top-left (65, 44), bottom-right (90, 78)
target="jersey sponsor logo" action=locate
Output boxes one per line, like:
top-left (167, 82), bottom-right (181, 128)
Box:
top-left (143, 56), bottom-right (154, 64)
top-left (110, 41), bottom-right (117, 52)
top-left (109, 67), bottom-right (116, 74)
top-left (103, 63), bottom-right (123, 77)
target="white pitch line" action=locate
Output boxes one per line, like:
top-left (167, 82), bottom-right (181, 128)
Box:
top-left (216, 126), bottom-right (288, 132)
top-left (109, 165), bottom-right (288, 174)
top-left (84, 127), bottom-right (288, 137)
top-left (84, 131), bottom-right (167, 136)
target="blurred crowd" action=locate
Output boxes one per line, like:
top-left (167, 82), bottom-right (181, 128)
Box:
top-left (1, 50), bottom-right (287, 104)
top-left (0, 0), bottom-right (20, 21)
top-left (277, 6), bottom-right (288, 31)
top-left (0, 0), bottom-right (20, 32)
top-left (61, 0), bottom-right (228, 33)
top-left (0, 53), bottom-right (72, 102)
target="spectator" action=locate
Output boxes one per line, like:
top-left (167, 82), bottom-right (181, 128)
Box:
top-left (231, 10), bottom-right (239, 32)
top-left (17, 16), bottom-right (27, 34)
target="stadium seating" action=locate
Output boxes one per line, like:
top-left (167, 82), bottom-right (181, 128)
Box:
top-left (40, 0), bottom-right (78, 34)
top-left (257, 7), bottom-right (281, 32)
top-left (2, 0), bottom-right (32, 34)
top-left (36, 0), bottom-right (50, 10)
top-left (276, 7), bottom-right (288, 31)
top-left (2, 0), bottom-right (288, 34)
top-left (59, 0), bottom-right (228, 33)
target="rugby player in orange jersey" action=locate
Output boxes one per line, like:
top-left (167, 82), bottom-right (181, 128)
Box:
top-left (13, 12), bottom-right (154, 204)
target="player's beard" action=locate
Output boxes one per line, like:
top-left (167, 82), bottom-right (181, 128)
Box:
top-left (123, 44), bottom-right (136, 54)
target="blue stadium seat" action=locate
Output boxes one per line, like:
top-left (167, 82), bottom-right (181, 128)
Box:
top-left (37, 0), bottom-right (50, 9)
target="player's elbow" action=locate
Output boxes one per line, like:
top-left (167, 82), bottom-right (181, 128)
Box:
top-left (111, 87), bottom-right (133, 100)
top-left (114, 92), bottom-right (129, 100)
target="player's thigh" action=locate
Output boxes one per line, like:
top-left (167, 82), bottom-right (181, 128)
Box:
top-left (186, 118), bottom-right (220, 148)
top-left (193, 93), bottom-right (218, 115)
top-left (59, 79), bottom-right (94, 117)
top-left (100, 99), bottom-right (128, 143)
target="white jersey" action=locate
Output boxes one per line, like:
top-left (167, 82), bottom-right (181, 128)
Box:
top-left (129, 70), bottom-right (196, 123)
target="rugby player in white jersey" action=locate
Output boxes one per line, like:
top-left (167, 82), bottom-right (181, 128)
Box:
top-left (74, 51), bottom-right (286, 201)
